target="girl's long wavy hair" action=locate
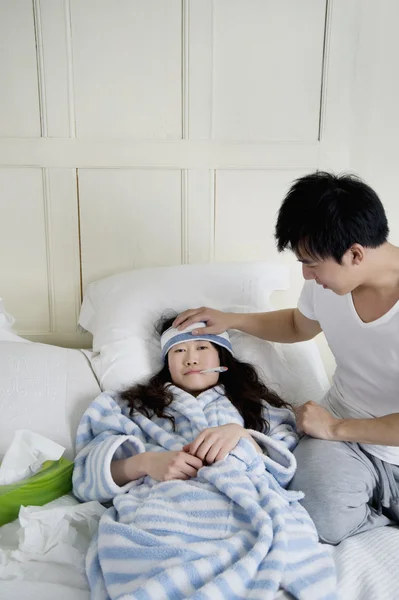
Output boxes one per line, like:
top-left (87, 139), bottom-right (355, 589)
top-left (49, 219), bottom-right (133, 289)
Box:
top-left (120, 314), bottom-right (291, 433)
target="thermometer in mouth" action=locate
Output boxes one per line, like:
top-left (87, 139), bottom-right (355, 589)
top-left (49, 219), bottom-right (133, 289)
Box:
top-left (199, 367), bottom-right (228, 374)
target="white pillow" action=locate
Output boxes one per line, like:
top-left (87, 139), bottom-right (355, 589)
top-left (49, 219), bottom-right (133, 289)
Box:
top-left (0, 299), bottom-right (25, 342)
top-left (0, 329), bottom-right (29, 343)
top-left (83, 315), bottom-right (329, 405)
top-left (0, 302), bottom-right (100, 459)
top-left (79, 262), bottom-right (290, 350)
top-left (229, 330), bottom-right (329, 406)
top-left (78, 263), bottom-right (329, 404)
top-left (0, 298), bottom-right (15, 328)
top-left (0, 342), bottom-right (101, 460)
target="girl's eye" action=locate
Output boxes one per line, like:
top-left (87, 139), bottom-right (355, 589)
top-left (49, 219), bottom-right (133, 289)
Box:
top-left (174, 348), bottom-right (185, 353)
top-left (198, 345), bottom-right (208, 350)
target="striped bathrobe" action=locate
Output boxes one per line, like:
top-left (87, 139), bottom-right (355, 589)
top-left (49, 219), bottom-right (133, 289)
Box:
top-left (73, 386), bottom-right (337, 600)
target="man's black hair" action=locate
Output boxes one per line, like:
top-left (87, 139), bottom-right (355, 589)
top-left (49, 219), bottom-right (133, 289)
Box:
top-left (275, 171), bottom-right (389, 263)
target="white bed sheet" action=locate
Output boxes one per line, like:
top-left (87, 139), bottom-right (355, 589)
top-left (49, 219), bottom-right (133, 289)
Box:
top-left (332, 526), bottom-right (399, 599)
top-left (0, 495), bottom-right (398, 600)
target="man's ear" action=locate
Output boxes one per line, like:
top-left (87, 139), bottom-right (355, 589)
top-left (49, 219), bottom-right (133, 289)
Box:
top-left (349, 244), bottom-right (365, 266)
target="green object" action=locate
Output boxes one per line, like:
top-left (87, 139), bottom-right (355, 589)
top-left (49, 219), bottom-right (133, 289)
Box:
top-left (0, 457), bottom-right (73, 526)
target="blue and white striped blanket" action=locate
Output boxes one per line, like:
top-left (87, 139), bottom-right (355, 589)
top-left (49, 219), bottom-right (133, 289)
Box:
top-left (73, 385), bottom-right (337, 599)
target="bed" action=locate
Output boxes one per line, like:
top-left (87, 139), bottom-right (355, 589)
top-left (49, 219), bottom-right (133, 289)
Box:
top-left (1, 262), bottom-right (398, 599)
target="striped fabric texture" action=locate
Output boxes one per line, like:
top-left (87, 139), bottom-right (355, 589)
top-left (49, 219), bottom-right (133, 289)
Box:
top-left (73, 386), bottom-right (337, 599)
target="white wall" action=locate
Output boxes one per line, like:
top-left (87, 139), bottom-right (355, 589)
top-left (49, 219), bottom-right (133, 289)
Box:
top-left (1, 0), bottom-right (398, 379)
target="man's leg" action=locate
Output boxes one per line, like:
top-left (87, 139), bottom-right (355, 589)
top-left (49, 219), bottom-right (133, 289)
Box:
top-left (288, 436), bottom-right (392, 545)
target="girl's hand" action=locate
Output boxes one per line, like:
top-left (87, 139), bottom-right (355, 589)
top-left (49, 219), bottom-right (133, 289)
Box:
top-left (183, 424), bottom-right (261, 464)
top-left (142, 451), bottom-right (204, 482)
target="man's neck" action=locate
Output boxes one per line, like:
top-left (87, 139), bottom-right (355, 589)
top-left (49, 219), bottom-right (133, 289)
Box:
top-left (360, 243), bottom-right (399, 293)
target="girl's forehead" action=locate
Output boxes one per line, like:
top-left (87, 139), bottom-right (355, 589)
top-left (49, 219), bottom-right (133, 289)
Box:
top-left (171, 340), bottom-right (210, 351)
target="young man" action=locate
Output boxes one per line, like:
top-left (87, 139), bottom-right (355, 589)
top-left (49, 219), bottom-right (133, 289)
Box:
top-left (174, 172), bottom-right (399, 544)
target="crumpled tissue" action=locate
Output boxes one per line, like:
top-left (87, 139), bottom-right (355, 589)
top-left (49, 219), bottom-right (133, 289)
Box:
top-left (0, 430), bottom-right (65, 486)
top-left (0, 496), bottom-right (105, 593)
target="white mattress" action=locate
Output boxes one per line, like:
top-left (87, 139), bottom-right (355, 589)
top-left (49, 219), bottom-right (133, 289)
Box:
top-left (0, 495), bottom-right (398, 600)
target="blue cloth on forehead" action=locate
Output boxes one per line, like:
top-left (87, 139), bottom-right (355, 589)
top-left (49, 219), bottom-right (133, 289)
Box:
top-left (161, 331), bottom-right (233, 361)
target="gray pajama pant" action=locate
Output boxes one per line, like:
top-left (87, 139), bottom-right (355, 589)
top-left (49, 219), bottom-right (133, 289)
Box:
top-left (288, 435), bottom-right (399, 545)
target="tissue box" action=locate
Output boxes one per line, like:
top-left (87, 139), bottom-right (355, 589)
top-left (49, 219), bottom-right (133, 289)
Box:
top-left (0, 457), bottom-right (73, 526)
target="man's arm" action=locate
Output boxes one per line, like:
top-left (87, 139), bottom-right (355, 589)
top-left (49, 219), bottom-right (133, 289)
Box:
top-left (331, 413), bottom-right (399, 446)
top-left (296, 401), bottom-right (399, 446)
top-left (174, 307), bottom-right (322, 344)
top-left (228, 308), bottom-right (321, 343)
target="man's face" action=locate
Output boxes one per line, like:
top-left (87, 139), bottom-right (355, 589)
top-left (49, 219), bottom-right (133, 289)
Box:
top-left (297, 248), bottom-right (363, 296)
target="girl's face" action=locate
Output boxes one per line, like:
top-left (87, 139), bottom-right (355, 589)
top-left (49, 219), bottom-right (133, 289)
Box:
top-left (167, 340), bottom-right (220, 395)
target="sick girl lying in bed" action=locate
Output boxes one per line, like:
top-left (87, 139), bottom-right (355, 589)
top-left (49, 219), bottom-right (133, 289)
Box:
top-left (73, 316), bottom-right (337, 600)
